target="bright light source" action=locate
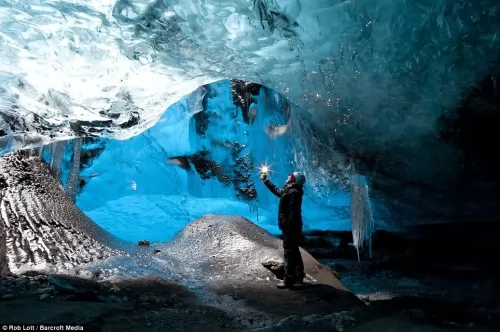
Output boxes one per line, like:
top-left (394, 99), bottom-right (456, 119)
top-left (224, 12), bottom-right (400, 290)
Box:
top-left (257, 162), bottom-right (273, 176)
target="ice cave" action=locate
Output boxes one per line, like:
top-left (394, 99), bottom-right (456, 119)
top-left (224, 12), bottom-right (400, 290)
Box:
top-left (0, 0), bottom-right (500, 331)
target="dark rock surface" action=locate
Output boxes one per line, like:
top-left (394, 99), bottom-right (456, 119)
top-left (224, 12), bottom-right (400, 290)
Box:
top-left (298, 222), bottom-right (500, 279)
top-left (1, 263), bottom-right (499, 331)
top-left (324, 258), bottom-right (500, 330)
top-left (230, 80), bottom-right (262, 124)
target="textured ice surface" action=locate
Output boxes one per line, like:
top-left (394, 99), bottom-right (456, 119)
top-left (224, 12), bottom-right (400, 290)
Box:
top-left (1, 0), bottom-right (499, 149)
top-left (2, 0), bottom-right (499, 228)
top-left (0, 152), bottom-right (126, 275)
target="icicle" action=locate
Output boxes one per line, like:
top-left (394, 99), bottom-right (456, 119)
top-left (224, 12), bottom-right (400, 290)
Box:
top-left (66, 138), bottom-right (82, 202)
top-left (50, 141), bottom-right (65, 181)
top-left (350, 174), bottom-right (374, 262)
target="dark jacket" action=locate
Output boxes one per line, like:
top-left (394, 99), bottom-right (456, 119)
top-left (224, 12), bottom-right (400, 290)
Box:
top-left (263, 179), bottom-right (304, 232)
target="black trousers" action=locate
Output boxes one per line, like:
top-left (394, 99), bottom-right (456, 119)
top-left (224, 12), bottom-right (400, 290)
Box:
top-left (282, 229), bottom-right (304, 284)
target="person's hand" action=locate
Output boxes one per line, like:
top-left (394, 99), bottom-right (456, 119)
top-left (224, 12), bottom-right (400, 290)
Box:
top-left (260, 173), bottom-right (268, 181)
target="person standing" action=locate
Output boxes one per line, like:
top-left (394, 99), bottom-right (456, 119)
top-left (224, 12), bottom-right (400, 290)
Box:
top-left (261, 171), bottom-right (306, 288)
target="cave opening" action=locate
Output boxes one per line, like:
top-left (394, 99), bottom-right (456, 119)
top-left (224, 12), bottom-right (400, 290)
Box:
top-left (31, 80), bottom-right (355, 246)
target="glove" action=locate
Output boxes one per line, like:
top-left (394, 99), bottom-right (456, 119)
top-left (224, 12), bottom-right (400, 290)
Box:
top-left (260, 173), bottom-right (268, 181)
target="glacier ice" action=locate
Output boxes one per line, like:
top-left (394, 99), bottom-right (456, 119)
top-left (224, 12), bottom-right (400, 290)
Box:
top-left (28, 80), bottom-right (354, 239)
top-left (2, 0), bottom-right (500, 230)
top-left (350, 174), bottom-right (374, 262)
top-left (72, 80), bottom-right (354, 241)
top-left (41, 138), bottom-right (86, 198)
top-left (66, 137), bottom-right (82, 202)
top-left (1, 0), bottom-right (499, 149)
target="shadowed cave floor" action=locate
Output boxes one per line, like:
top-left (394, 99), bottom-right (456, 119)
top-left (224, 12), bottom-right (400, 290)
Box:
top-left (1, 261), bottom-right (498, 332)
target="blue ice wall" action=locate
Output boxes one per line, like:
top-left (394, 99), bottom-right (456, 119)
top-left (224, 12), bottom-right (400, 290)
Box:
top-left (41, 139), bottom-right (81, 197)
top-left (46, 81), bottom-right (356, 242)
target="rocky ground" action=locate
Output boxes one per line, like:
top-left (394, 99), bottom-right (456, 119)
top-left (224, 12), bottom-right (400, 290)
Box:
top-left (0, 273), bottom-right (255, 331)
top-left (1, 260), bottom-right (499, 332)
top-left (323, 259), bottom-right (500, 327)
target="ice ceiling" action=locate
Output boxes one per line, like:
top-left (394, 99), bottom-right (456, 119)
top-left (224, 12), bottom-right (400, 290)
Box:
top-left (1, 0), bottom-right (500, 224)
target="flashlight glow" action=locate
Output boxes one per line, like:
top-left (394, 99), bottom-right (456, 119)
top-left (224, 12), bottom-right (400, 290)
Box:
top-left (258, 161), bottom-right (272, 176)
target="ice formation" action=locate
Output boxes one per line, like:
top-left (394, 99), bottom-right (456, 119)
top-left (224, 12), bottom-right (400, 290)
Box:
top-left (350, 174), bottom-right (374, 262)
top-left (1, 0), bottom-right (500, 235)
top-left (67, 80), bottom-right (353, 241)
top-left (1, 0), bottom-right (498, 148)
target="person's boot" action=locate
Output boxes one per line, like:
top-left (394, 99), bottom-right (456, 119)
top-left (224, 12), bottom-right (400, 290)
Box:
top-left (295, 273), bottom-right (306, 284)
top-left (276, 280), bottom-right (288, 289)
top-left (277, 277), bottom-right (296, 289)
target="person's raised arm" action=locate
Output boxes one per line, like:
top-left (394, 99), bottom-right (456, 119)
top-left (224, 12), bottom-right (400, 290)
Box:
top-left (260, 173), bottom-right (284, 198)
